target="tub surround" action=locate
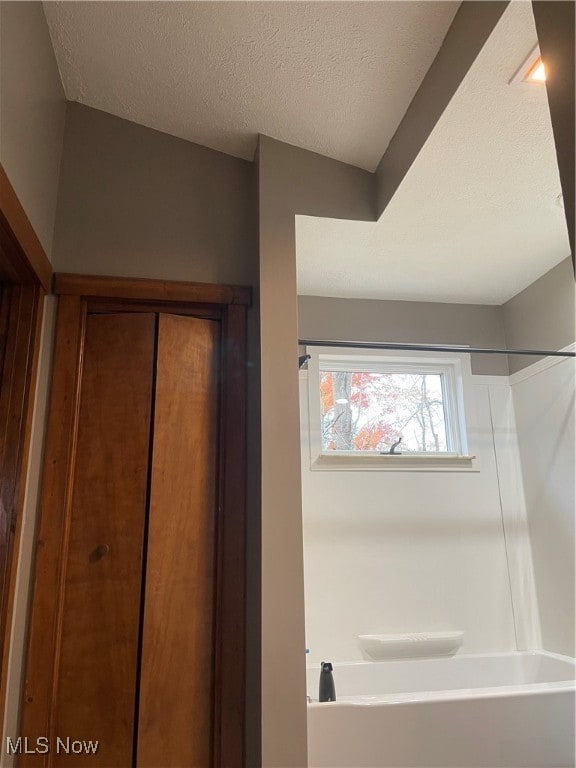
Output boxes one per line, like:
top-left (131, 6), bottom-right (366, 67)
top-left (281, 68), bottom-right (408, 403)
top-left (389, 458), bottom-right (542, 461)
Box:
top-left (511, 353), bottom-right (575, 656)
top-left (300, 368), bottom-right (521, 662)
top-left (301, 347), bottom-right (574, 768)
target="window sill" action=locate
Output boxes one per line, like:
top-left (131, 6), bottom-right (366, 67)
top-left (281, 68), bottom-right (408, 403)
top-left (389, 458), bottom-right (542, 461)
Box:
top-left (311, 453), bottom-right (478, 472)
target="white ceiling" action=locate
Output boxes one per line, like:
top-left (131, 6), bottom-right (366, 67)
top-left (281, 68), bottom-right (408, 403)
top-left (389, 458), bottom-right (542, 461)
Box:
top-left (296, 1), bottom-right (571, 305)
top-left (43, 1), bottom-right (459, 171)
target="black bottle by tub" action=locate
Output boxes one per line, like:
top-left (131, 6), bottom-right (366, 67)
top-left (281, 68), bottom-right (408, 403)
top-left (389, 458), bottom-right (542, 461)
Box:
top-left (319, 662), bottom-right (336, 702)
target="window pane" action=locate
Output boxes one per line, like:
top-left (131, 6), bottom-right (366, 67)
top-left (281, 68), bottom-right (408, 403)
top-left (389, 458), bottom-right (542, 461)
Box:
top-left (320, 370), bottom-right (449, 453)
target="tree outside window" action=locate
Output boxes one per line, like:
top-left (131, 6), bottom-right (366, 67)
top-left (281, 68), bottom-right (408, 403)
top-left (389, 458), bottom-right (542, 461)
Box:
top-left (320, 370), bottom-right (448, 453)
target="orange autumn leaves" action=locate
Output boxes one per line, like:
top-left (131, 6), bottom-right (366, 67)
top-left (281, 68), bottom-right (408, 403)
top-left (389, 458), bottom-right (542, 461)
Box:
top-left (320, 371), bottom-right (400, 452)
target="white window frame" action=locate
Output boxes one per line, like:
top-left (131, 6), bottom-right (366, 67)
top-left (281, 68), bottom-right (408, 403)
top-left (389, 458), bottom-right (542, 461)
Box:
top-left (306, 346), bottom-right (476, 471)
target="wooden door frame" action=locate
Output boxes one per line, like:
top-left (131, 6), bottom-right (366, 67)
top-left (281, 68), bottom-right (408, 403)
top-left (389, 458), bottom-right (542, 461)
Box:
top-left (20, 273), bottom-right (250, 768)
top-left (0, 165), bottom-right (52, 722)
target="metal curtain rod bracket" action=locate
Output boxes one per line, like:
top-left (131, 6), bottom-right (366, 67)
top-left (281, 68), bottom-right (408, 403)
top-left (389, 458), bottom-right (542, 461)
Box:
top-left (298, 339), bottom-right (576, 358)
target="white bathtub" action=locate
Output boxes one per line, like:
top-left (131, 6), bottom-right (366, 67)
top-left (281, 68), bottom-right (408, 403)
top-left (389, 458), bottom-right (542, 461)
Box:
top-left (307, 651), bottom-right (575, 767)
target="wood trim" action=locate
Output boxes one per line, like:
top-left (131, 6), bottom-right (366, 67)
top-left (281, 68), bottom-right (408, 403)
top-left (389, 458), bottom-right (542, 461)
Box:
top-left (0, 166), bottom-right (52, 292)
top-left (54, 273), bottom-right (252, 306)
top-left (19, 296), bottom-right (86, 767)
top-left (0, 287), bottom-right (44, 720)
top-left (213, 303), bottom-right (247, 768)
top-left (0, 169), bottom-right (50, 732)
top-left (86, 298), bottom-right (223, 319)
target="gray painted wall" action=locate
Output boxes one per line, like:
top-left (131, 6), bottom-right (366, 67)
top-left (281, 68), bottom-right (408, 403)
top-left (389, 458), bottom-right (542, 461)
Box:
top-left (503, 257), bottom-right (575, 373)
top-left (258, 135), bottom-right (375, 768)
top-left (532, 1), bottom-right (575, 262)
top-left (53, 103), bottom-right (255, 284)
top-left (0, 1), bottom-right (66, 259)
top-left (298, 295), bottom-right (509, 375)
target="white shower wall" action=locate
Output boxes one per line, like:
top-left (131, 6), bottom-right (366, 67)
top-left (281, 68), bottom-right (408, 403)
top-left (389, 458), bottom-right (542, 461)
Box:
top-left (510, 353), bottom-right (575, 657)
top-left (300, 368), bottom-right (539, 664)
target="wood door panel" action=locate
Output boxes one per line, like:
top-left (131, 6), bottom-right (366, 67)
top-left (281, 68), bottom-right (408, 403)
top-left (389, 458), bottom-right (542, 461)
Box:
top-left (137, 314), bottom-right (219, 768)
top-left (53, 313), bottom-right (156, 767)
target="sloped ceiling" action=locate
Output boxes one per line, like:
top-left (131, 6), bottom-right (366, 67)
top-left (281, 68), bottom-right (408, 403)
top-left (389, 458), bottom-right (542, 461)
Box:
top-left (43, 0), bottom-right (459, 170)
top-left (296, 1), bottom-right (571, 304)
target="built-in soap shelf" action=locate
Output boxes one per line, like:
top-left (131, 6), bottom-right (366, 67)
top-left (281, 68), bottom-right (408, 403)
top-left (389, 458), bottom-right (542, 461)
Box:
top-left (358, 631), bottom-right (464, 660)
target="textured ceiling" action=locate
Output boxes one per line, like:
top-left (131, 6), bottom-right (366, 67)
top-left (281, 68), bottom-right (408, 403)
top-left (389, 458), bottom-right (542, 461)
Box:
top-left (43, 0), bottom-right (459, 170)
top-left (296, 1), bottom-right (571, 304)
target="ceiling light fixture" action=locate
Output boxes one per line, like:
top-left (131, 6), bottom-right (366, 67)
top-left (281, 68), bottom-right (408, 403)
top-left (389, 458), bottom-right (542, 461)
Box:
top-left (510, 45), bottom-right (546, 85)
top-left (526, 57), bottom-right (546, 82)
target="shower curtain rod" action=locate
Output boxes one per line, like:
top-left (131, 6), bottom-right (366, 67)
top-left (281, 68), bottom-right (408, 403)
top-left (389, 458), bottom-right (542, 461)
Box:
top-left (298, 339), bottom-right (576, 358)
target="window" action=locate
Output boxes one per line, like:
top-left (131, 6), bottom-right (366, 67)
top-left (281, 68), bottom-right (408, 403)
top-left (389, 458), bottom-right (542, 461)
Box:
top-left (305, 349), bottom-right (473, 469)
top-left (321, 369), bottom-right (450, 453)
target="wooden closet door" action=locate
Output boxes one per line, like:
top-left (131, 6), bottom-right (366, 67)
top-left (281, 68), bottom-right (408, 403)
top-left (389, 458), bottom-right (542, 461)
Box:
top-left (53, 313), bottom-right (156, 767)
top-left (137, 314), bottom-right (219, 768)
